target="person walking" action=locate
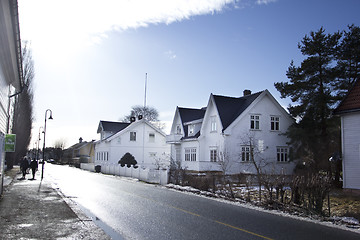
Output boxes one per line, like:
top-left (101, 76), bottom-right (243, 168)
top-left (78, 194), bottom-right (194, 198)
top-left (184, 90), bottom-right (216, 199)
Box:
top-left (20, 157), bottom-right (29, 179)
top-left (30, 159), bottom-right (38, 180)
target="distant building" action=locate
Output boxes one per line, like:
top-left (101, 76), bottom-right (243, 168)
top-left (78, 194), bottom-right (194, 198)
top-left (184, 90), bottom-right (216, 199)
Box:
top-left (95, 119), bottom-right (170, 169)
top-left (63, 138), bottom-right (95, 166)
top-left (167, 90), bottom-right (295, 175)
top-left (0, 0), bottom-right (24, 194)
top-left (334, 80), bottom-right (360, 190)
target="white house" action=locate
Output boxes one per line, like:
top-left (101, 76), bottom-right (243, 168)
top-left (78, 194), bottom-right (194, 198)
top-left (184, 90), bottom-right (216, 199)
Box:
top-left (334, 80), bottom-right (360, 190)
top-left (95, 119), bottom-right (170, 169)
top-left (166, 90), bottom-right (295, 175)
top-left (0, 0), bottom-right (23, 194)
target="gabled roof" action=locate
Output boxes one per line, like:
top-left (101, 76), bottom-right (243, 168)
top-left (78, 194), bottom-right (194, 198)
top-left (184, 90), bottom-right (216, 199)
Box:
top-left (67, 142), bottom-right (88, 150)
top-left (177, 107), bottom-right (206, 139)
top-left (106, 119), bottom-right (167, 142)
top-left (178, 107), bottom-right (206, 123)
top-left (212, 91), bottom-right (263, 130)
top-left (65, 140), bottom-right (94, 152)
top-left (97, 121), bottom-right (130, 134)
top-left (334, 80), bottom-right (360, 115)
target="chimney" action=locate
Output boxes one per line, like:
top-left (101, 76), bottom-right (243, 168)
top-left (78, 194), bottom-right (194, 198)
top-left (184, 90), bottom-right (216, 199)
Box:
top-left (79, 137), bottom-right (83, 143)
top-left (243, 89), bottom-right (252, 96)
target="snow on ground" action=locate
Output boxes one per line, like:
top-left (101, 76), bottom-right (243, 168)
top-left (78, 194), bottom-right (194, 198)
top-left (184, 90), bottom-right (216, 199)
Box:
top-left (165, 184), bottom-right (360, 234)
top-left (3, 175), bottom-right (14, 187)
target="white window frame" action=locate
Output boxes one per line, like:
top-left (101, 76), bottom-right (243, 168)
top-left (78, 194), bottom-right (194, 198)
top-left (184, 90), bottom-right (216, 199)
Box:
top-left (250, 115), bottom-right (260, 130)
top-left (271, 116), bottom-right (280, 131)
top-left (210, 116), bottom-right (217, 132)
top-left (191, 148), bottom-right (196, 161)
top-left (210, 149), bottom-right (217, 162)
top-left (149, 132), bottom-right (155, 143)
top-left (185, 148), bottom-right (190, 161)
top-left (130, 131), bottom-right (136, 141)
top-left (185, 148), bottom-right (197, 161)
top-left (176, 125), bottom-right (182, 134)
top-left (188, 124), bottom-right (195, 136)
top-left (277, 147), bottom-right (289, 162)
top-left (241, 146), bottom-right (253, 162)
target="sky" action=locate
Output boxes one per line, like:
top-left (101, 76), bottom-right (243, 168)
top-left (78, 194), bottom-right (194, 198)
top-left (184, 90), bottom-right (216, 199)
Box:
top-left (17, 0), bottom-right (360, 149)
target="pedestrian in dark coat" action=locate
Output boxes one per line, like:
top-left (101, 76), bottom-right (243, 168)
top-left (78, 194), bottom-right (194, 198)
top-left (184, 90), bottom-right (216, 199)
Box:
top-left (20, 157), bottom-right (29, 179)
top-left (30, 159), bottom-right (38, 180)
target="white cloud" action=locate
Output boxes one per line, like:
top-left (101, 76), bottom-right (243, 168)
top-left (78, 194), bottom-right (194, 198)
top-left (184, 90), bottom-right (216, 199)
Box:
top-left (19, 0), bottom-right (237, 48)
top-left (165, 50), bottom-right (177, 60)
top-left (256, 0), bottom-right (277, 5)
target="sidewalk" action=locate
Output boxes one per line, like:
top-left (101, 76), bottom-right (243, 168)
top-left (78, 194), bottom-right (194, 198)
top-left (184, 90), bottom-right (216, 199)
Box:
top-left (0, 166), bottom-right (111, 240)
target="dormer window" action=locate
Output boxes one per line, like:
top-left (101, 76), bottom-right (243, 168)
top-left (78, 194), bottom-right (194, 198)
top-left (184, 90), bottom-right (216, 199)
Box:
top-left (188, 124), bottom-right (194, 136)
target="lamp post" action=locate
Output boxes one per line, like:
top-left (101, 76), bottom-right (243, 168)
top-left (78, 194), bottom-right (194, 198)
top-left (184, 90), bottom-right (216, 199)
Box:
top-left (41, 109), bottom-right (53, 180)
top-left (36, 126), bottom-right (43, 162)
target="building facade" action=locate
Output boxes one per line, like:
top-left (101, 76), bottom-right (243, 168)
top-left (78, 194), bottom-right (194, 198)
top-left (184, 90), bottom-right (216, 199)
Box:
top-left (95, 119), bottom-right (170, 170)
top-left (0, 0), bottom-right (23, 194)
top-left (167, 90), bottom-right (295, 175)
top-left (334, 80), bottom-right (360, 190)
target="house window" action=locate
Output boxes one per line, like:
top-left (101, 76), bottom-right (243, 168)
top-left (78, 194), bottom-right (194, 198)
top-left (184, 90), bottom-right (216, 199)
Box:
top-left (277, 147), bottom-right (289, 162)
top-left (149, 133), bottom-right (155, 142)
top-left (271, 116), bottom-right (280, 131)
top-left (188, 125), bottom-right (195, 136)
top-left (210, 149), bottom-right (217, 162)
top-left (185, 148), bottom-right (197, 161)
top-left (130, 131), bottom-right (136, 141)
top-left (117, 137), bottom-right (121, 144)
top-left (176, 125), bottom-right (181, 134)
top-left (210, 116), bottom-right (217, 132)
top-left (250, 115), bottom-right (260, 130)
top-left (241, 146), bottom-right (253, 162)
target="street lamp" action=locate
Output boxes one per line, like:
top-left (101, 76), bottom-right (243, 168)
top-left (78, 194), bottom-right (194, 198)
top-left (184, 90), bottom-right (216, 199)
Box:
top-left (41, 109), bottom-right (53, 180)
top-left (36, 126), bottom-right (43, 162)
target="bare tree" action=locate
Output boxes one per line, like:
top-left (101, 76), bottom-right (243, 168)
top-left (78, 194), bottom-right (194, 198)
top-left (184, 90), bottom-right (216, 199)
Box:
top-left (239, 132), bottom-right (273, 203)
top-left (217, 149), bottom-right (232, 174)
top-left (54, 138), bottom-right (67, 150)
top-left (216, 149), bottom-right (236, 198)
top-left (152, 152), bottom-right (170, 170)
top-left (169, 156), bottom-right (187, 185)
top-left (6, 41), bottom-right (34, 168)
top-left (121, 105), bottom-right (159, 122)
top-left (53, 138), bottom-right (67, 162)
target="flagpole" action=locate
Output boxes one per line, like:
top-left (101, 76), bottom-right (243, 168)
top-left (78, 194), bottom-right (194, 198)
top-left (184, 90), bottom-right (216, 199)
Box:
top-left (144, 73), bottom-right (147, 108)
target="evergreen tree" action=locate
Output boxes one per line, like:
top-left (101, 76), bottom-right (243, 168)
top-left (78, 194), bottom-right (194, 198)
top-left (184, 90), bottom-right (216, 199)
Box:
top-left (335, 24), bottom-right (360, 98)
top-left (275, 27), bottom-right (341, 172)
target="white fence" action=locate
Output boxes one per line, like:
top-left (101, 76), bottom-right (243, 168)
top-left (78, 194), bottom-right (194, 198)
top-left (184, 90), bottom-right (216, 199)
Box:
top-left (80, 163), bottom-right (168, 185)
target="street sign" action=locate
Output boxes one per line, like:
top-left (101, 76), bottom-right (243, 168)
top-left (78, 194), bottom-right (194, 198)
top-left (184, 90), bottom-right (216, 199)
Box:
top-left (4, 134), bottom-right (16, 152)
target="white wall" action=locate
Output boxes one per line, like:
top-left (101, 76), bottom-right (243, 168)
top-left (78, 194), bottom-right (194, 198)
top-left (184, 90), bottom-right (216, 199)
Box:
top-left (95, 122), bottom-right (170, 170)
top-left (342, 113), bottom-right (360, 190)
top-left (167, 93), bottom-right (295, 175)
top-left (197, 99), bottom-right (224, 172)
top-left (224, 94), bottom-right (295, 175)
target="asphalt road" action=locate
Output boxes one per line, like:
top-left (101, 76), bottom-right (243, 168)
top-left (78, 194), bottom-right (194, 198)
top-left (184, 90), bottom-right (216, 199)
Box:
top-left (45, 164), bottom-right (360, 240)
